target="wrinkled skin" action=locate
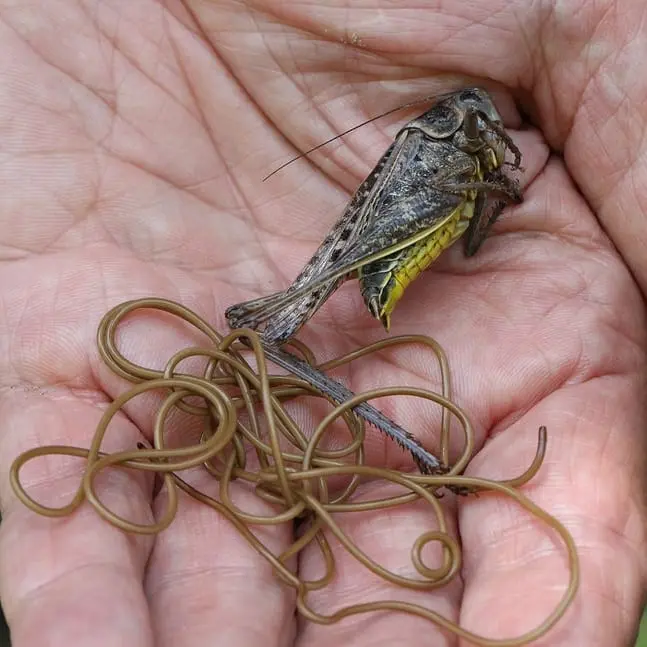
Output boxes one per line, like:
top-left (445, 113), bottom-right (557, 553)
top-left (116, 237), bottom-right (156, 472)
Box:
top-left (0, 2), bottom-right (646, 646)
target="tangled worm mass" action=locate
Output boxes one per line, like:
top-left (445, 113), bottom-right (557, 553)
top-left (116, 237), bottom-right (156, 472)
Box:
top-left (10, 297), bottom-right (579, 645)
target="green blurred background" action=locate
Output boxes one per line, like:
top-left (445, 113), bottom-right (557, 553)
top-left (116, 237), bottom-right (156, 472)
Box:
top-left (638, 611), bottom-right (647, 647)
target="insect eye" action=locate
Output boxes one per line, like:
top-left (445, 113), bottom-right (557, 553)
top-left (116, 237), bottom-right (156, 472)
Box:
top-left (420, 103), bottom-right (462, 138)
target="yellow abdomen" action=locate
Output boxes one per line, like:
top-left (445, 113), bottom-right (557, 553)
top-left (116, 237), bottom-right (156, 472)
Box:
top-left (374, 198), bottom-right (475, 329)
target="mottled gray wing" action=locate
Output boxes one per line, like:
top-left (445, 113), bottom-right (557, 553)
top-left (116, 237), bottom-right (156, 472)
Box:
top-left (227, 131), bottom-right (418, 342)
top-left (227, 138), bottom-right (477, 337)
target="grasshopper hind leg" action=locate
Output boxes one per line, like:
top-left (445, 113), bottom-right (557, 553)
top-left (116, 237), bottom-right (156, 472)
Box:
top-left (261, 281), bottom-right (340, 343)
top-left (225, 279), bottom-right (342, 344)
top-left (225, 290), bottom-right (287, 331)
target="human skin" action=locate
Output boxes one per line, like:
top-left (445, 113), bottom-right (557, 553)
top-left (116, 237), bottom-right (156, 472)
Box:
top-left (0, 1), bottom-right (645, 646)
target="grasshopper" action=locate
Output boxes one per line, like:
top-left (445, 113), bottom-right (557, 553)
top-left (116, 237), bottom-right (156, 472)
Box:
top-left (226, 88), bottom-right (522, 474)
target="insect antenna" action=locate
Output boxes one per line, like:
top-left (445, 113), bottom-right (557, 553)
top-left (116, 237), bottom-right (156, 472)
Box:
top-left (261, 92), bottom-right (458, 182)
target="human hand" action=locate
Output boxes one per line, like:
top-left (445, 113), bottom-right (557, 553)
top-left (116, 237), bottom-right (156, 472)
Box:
top-left (0, 2), bottom-right (645, 646)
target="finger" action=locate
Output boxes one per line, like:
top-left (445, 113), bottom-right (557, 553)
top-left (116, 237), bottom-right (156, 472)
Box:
top-left (295, 480), bottom-right (461, 646)
top-left (458, 381), bottom-right (646, 646)
top-left (0, 392), bottom-right (156, 647)
top-left (530, 0), bottom-right (647, 296)
top-left (145, 467), bottom-right (296, 647)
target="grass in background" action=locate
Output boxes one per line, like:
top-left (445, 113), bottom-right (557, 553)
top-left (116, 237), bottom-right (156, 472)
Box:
top-left (637, 608), bottom-right (647, 647)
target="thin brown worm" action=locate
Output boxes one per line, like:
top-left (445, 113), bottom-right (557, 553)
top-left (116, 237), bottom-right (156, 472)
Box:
top-left (9, 297), bottom-right (579, 646)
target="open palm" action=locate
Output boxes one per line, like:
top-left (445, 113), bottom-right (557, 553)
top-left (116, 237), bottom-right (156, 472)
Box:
top-left (0, 2), bottom-right (645, 646)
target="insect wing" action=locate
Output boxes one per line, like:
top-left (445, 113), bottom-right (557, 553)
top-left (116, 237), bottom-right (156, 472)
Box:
top-left (260, 141), bottom-right (404, 342)
top-left (227, 130), bottom-right (413, 337)
top-left (229, 141), bottom-right (476, 326)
